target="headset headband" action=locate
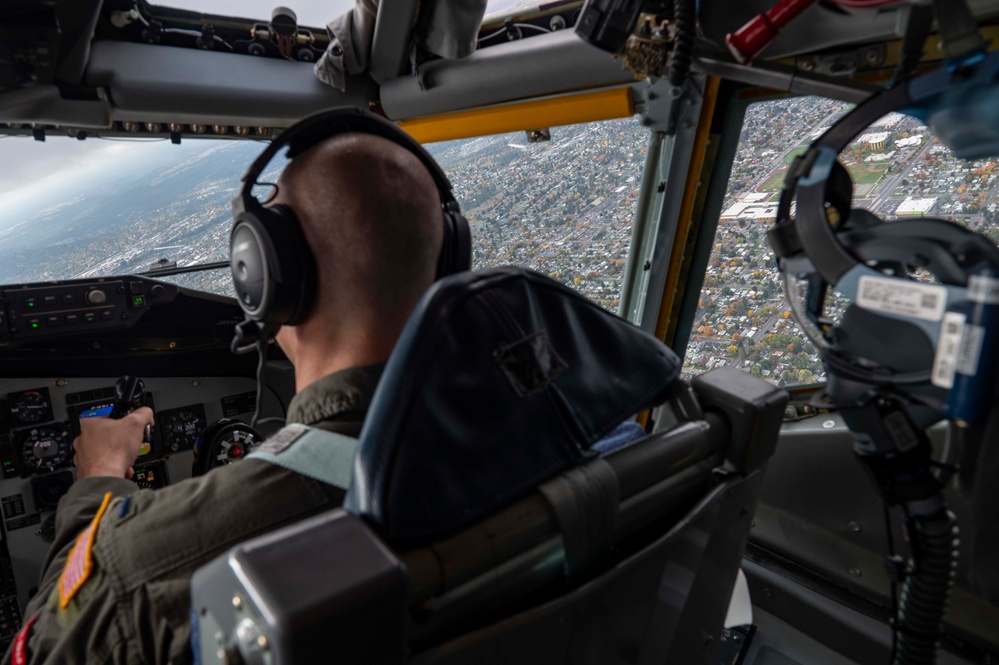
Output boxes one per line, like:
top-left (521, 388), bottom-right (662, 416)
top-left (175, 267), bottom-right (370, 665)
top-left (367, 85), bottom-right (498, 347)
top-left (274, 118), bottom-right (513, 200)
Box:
top-left (776, 51), bottom-right (999, 286)
top-left (234, 108), bottom-right (458, 217)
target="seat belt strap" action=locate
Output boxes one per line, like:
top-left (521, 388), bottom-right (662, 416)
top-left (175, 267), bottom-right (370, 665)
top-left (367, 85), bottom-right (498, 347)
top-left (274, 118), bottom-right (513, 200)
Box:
top-left (246, 424), bottom-right (359, 490)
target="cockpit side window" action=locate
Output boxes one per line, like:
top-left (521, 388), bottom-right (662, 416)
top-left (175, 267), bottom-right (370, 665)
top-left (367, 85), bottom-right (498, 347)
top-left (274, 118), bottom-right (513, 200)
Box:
top-left (430, 117), bottom-right (649, 312)
top-left (682, 94), bottom-right (999, 388)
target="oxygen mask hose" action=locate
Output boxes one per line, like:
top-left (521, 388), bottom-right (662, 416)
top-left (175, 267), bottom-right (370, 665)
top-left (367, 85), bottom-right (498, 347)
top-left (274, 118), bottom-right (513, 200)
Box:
top-left (839, 397), bottom-right (958, 665)
top-left (894, 507), bottom-right (959, 665)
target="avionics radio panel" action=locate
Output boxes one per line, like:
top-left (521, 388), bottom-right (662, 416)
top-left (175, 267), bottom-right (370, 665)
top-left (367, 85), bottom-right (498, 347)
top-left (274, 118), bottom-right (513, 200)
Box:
top-left (0, 277), bottom-right (178, 343)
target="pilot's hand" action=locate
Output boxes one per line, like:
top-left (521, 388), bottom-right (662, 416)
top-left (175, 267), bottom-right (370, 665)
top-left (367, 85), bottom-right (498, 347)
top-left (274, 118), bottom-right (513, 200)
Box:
top-left (73, 407), bottom-right (155, 480)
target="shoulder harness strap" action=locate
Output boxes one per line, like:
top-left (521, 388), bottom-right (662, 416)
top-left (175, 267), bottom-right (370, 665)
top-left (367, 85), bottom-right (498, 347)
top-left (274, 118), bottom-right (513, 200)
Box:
top-left (246, 424), bottom-right (359, 490)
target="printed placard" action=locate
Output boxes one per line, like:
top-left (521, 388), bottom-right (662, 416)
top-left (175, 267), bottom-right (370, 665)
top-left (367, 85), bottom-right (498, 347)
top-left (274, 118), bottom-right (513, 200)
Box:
top-left (956, 324), bottom-right (986, 376)
top-left (968, 275), bottom-right (999, 304)
top-left (932, 312), bottom-right (966, 388)
top-left (857, 275), bottom-right (947, 322)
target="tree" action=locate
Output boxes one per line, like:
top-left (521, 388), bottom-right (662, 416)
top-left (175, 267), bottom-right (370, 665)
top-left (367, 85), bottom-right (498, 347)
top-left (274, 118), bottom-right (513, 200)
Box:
top-left (727, 345), bottom-right (739, 357)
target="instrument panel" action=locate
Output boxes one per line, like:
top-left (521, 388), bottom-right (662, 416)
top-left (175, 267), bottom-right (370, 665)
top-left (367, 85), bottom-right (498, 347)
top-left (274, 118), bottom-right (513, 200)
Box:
top-left (0, 274), bottom-right (289, 649)
top-left (0, 375), bottom-right (284, 645)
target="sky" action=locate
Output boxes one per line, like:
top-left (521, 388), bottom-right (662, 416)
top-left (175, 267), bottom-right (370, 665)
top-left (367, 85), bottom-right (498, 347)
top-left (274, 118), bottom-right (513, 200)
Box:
top-left (0, 0), bottom-right (517, 224)
top-left (0, 137), bottom-right (237, 227)
top-left (157, 0), bottom-right (363, 27)
top-left (158, 0), bottom-right (521, 27)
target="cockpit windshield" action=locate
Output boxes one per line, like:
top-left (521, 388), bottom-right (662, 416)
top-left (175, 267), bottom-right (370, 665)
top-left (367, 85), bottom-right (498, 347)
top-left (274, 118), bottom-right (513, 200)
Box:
top-left (0, 137), bottom-right (269, 296)
top-left (1, 116), bottom-right (647, 307)
top-left (150, 0), bottom-right (355, 27)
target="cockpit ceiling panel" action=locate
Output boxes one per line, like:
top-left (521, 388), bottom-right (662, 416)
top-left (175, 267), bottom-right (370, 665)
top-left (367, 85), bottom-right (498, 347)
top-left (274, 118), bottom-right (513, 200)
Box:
top-left (84, 41), bottom-right (378, 127)
top-left (696, 0), bottom-right (999, 60)
top-left (381, 31), bottom-right (636, 120)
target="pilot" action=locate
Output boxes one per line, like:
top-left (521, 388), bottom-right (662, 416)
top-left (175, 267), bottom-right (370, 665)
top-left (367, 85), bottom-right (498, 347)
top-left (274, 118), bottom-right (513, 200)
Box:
top-left (7, 131), bottom-right (446, 664)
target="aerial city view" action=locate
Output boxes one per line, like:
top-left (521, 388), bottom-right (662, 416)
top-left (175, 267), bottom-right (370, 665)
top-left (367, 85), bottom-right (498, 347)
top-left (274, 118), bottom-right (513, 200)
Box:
top-left (684, 95), bottom-right (999, 385)
top-left (1, 96), bottom-right (996, 387)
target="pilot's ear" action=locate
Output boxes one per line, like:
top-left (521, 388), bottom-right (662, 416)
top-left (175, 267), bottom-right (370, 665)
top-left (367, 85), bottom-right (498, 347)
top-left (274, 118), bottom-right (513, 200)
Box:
top-left (274, 325), bottom-right (295, 363)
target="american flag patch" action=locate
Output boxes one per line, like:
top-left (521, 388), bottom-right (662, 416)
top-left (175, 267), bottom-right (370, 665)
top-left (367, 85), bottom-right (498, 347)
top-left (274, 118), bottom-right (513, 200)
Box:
top-left (58, 493), bottom-right (113, 609)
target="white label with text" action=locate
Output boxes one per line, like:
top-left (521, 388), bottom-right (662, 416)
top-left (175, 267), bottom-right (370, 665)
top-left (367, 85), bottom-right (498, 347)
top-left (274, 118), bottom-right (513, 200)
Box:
top-left (931, 311), bottom-right (965, 388)
top-left (857, 276), bottom-right (947, 322)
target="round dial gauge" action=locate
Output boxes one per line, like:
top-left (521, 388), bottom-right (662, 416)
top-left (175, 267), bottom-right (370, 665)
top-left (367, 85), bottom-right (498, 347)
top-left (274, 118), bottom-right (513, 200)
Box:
top-left (213, 428), bottom-right (259, 465)
top-left (19, 425), bottom-right (71, 474)
top-left (193, 420), bottom-right (262, 476)
top-left (11, 391), bottom-right (50, 424)
top-left (163, 409), bottom-right (207, 452)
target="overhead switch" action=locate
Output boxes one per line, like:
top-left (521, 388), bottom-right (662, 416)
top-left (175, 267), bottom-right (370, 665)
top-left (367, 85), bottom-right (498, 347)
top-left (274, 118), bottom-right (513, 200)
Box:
top-left (86, 290), bottom-right (107, 305)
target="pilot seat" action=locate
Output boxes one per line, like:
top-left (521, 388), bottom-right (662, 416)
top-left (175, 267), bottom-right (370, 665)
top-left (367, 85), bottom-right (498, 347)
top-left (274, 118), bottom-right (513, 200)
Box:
top-left (191, 266), bottom-right (788, 664)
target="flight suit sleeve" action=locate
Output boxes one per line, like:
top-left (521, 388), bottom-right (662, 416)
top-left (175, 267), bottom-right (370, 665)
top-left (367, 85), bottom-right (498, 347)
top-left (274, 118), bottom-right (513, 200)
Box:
top-left (35, 477), bottom-right (136, 596)
top-left (1, 477), bottom-right (136, 665)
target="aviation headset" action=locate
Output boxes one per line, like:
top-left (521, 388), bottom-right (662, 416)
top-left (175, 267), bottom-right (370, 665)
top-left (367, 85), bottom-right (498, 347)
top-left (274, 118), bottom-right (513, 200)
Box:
top-left (769, 50), bottom-right (999, 396)
top-left (230, 107), bottom-right (472, 329)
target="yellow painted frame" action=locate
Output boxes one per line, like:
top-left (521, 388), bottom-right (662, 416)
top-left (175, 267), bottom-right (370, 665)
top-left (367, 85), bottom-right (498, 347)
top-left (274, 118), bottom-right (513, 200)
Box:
top-left (398, 87), bottom-right (636, 144)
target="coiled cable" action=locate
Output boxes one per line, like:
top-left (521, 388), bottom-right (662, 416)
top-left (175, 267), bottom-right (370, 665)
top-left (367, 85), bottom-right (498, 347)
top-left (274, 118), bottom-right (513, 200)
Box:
top-left (893, 508), bottom-right (959, 665)
top-left (668, 0), bottom-right (695, 87)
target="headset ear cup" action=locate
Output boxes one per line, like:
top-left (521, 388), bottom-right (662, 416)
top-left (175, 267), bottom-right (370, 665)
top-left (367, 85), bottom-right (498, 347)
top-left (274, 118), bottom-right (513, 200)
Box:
top-left (230, 204), bottom-right (317, 325)
top-left (436, 202), bottom-right (472, 278)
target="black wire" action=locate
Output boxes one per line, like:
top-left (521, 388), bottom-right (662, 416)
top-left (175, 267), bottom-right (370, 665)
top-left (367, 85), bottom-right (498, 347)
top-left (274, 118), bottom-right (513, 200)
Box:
top-left (253, 181), bottom-right (280, 204)
top-left (251, 338), bottom-right (266, 428)
top-left (884, 501), bottom-right (899, 664)
top-left (250, 336), bottom-right (289, 430)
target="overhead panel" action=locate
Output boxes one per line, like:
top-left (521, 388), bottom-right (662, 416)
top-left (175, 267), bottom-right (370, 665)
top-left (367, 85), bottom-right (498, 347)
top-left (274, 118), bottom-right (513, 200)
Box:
top-left (398, 87), bottom-right (634, 143)
top-left (380, 30), bottom-right (637, 120)
top-left (84, 41), bottom-right (378, 127)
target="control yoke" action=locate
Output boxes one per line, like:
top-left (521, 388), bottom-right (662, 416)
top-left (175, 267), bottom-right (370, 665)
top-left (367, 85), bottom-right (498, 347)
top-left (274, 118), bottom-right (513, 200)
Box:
top-left (110, 375), bottom-right (152, 445)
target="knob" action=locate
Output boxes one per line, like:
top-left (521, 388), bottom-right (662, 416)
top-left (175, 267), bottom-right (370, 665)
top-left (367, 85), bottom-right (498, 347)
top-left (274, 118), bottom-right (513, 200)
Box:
top-left (150, 285), bottom-right (165, 298)
top-left (86, 289), bottom-right (107, 305)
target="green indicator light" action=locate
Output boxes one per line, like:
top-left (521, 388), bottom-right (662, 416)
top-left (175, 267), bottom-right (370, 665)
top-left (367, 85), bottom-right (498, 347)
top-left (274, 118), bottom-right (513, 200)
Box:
top-left (85, 315), bottom-right (94, 322)
top-left (133, 296), bottom-right (145, 307)
top-left (26, 302), bottom-right (34, 308)
top-left (30, 322), bottom-right (38, 329)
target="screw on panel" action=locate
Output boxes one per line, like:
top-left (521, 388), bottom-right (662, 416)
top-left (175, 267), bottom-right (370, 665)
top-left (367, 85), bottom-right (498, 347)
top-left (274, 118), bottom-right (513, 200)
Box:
top-left (192, 380), bottom-right (200, 387)
top-left (232, 595), bottom-right (243, 611)
top-left (849, 521), bottom-right (862, 532)
top-left (257, 635), bottom-right (269, 651)
top-left (849, 567), bottom-right (862, 577)
top-left (218, 646), bottom-right (244, 665)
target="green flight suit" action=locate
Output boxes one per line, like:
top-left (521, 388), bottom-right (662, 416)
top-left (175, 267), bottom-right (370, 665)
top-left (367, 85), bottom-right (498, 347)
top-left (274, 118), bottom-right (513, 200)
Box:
top-left (5, 363), bottom-right (384, 665)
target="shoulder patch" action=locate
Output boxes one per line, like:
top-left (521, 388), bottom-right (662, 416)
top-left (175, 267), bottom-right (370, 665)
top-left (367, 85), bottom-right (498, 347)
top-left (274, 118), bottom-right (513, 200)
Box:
top-left (254, 424), bottom-right (309, 455)
top-left (11, 615), bottom-right (36, 665)
top-left (58, 492), bottom-right (113, 609)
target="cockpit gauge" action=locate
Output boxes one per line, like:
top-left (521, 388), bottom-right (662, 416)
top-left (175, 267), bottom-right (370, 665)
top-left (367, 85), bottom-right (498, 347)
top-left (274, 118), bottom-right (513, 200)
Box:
top-left (160, 405), bottom-right (207, 453)
top-left (16, 424), bottom-right (71, 475)
top-left (8, 388), bottom-right (53, 425)
top-left (32, 470), bottom-right (74, 510)
top-left (132, 460), bottom-right (168, 490)
top-left (37, 514), bottom-right (56, 543)
top-left (192, 420), bottom-right (262, 476)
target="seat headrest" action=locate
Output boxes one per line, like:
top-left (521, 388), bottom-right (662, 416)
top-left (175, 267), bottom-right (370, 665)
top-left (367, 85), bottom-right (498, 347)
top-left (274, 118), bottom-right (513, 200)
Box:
top-left (345, 267), bottom-right (680, 543)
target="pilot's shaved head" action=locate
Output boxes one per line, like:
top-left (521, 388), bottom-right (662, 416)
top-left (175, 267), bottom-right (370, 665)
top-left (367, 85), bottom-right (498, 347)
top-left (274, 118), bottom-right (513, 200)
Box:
top-left (278, 132), bottom-right (443, 321)
top-left (272, 132), bottom-right (444, 376)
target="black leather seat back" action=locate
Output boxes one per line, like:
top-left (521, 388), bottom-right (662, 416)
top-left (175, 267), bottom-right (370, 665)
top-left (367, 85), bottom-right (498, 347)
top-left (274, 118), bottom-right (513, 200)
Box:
top-left (345, 267), bottom-right (681, 543)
